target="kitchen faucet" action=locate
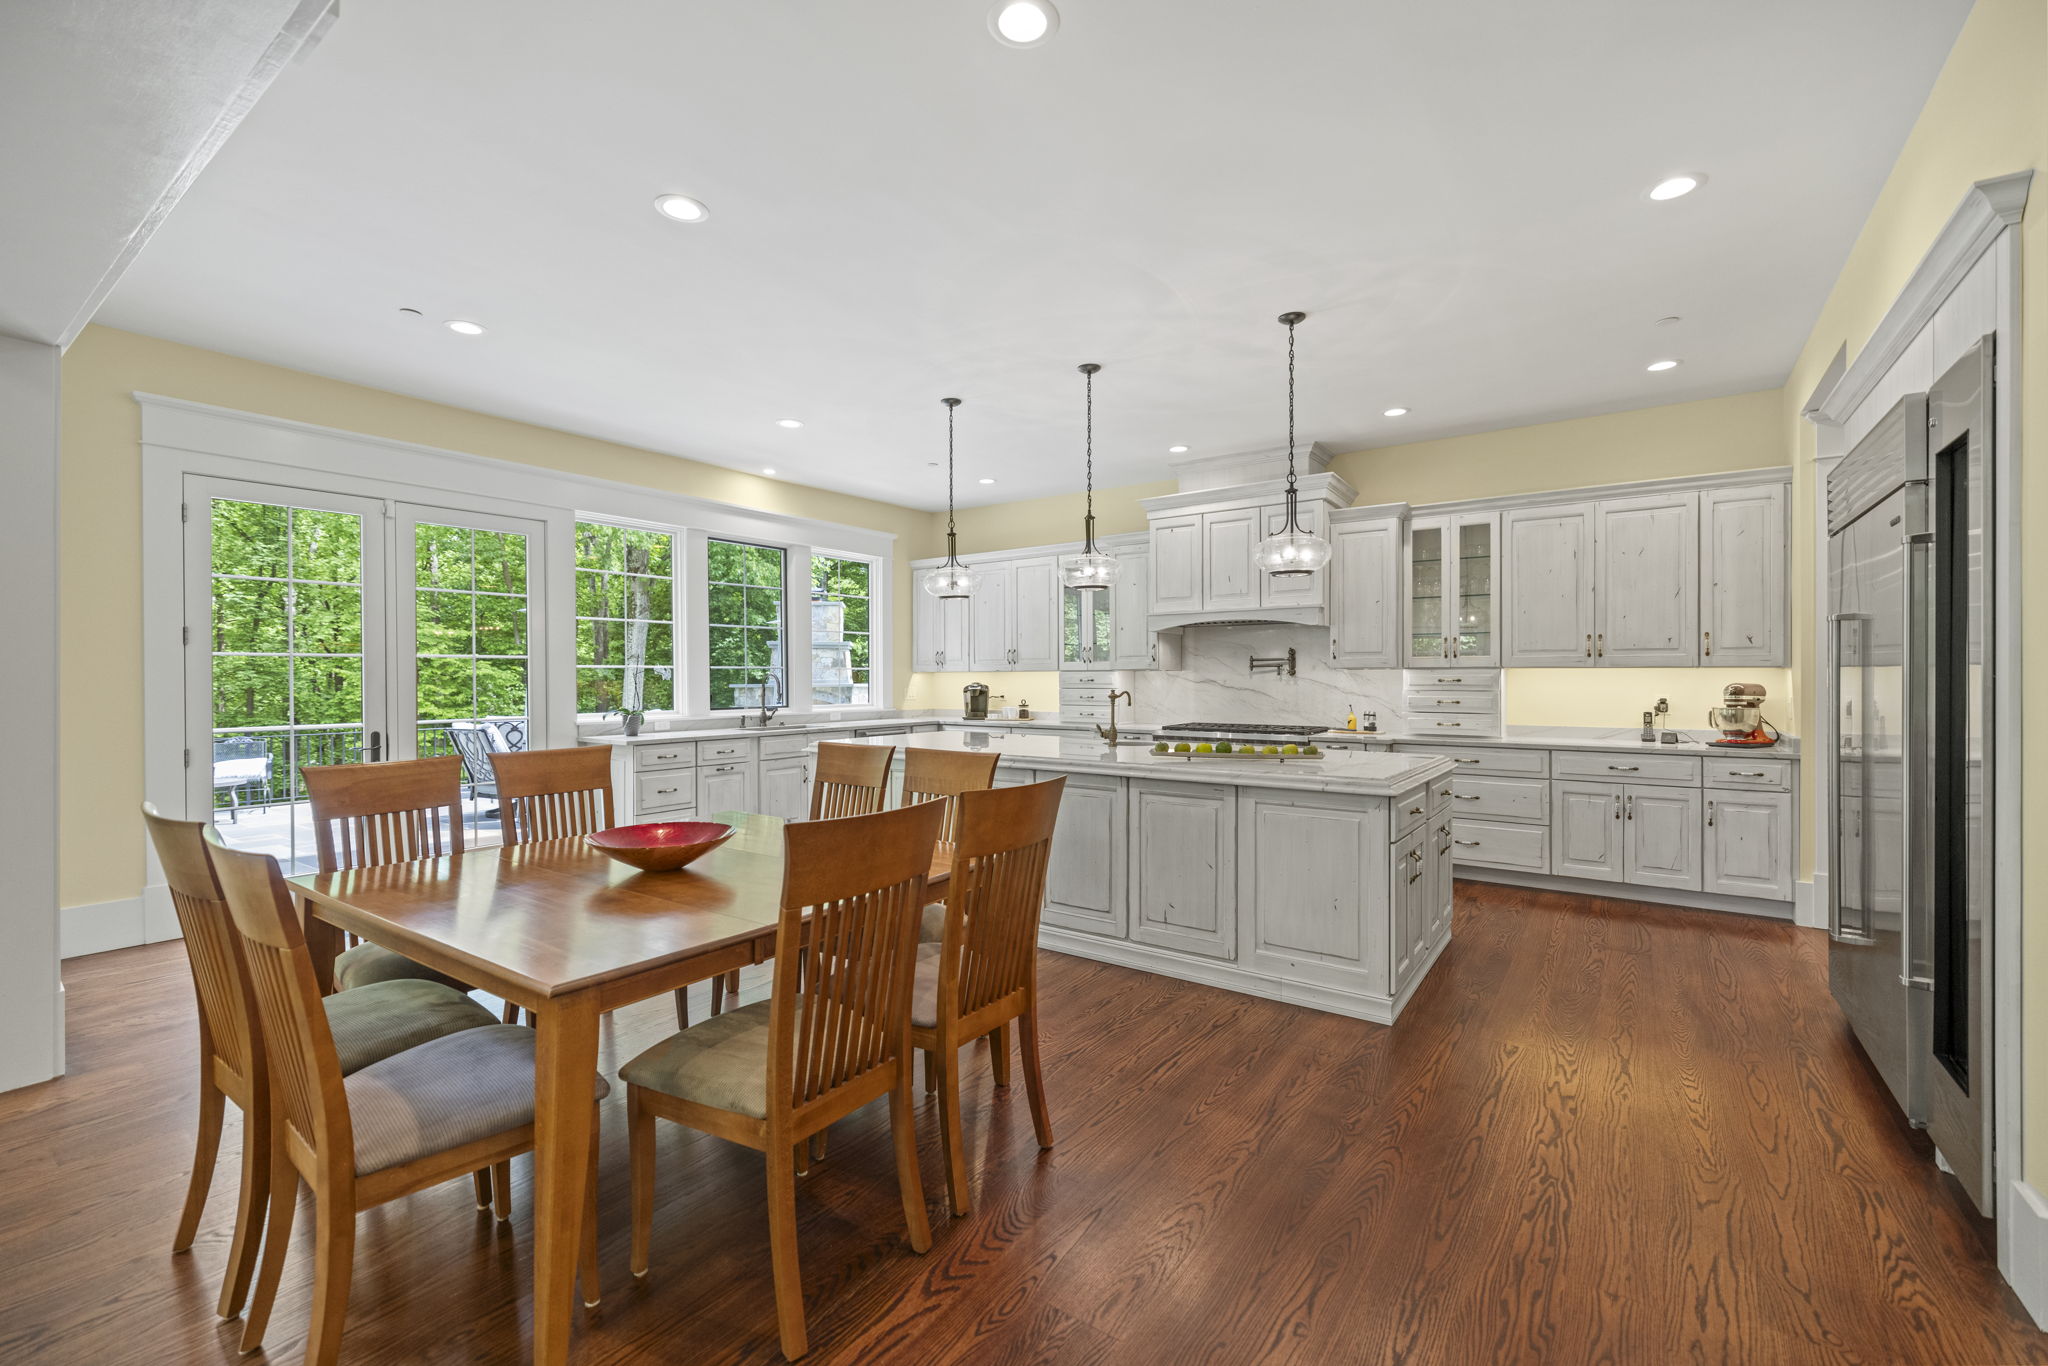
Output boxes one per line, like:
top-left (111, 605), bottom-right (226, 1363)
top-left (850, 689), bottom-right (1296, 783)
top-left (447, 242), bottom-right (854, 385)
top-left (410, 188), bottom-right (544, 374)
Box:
top-left (1095, 689), bottom-right (1133, 745)
top-left (752, 672), bottom-right (786, 729)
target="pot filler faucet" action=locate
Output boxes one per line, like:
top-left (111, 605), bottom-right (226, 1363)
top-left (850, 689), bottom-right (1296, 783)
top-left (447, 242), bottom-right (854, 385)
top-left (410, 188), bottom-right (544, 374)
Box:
top-left (1096, 690), bottom-right (1134, 745)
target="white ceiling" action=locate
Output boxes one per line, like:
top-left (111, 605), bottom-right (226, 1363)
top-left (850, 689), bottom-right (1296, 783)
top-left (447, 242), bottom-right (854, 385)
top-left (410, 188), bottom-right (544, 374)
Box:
top-left (96, 0), bottom-right (1970, 510)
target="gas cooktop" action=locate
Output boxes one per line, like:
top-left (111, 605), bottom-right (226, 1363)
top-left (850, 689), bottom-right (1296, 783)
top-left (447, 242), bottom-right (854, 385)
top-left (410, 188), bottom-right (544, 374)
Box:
top-left (1156, 721), bottom-right (1340, 740)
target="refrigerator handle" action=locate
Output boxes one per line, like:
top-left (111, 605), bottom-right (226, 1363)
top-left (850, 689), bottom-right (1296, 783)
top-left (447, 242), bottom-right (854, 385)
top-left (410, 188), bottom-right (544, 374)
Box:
top-left (1900, 535), bottom-right (1936, 992)
top-left (1828, 610), bottom-right (1873, 942)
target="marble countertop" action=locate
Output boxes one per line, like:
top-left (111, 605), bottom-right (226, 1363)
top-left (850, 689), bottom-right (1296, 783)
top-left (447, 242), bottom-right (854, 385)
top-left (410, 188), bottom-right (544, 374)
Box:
top-left (819, 730), bottom-right (1453, 797)
top-left (581, 716), bottom-right (932, 745)
top-left (1382, 724), bottom-right (1801, 758)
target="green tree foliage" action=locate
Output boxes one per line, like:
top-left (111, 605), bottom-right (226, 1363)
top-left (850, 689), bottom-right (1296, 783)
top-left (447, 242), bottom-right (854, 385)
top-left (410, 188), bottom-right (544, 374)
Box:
top-left (708, 539), bottom-right (784, 709)
top-left (574, 521), bottom-right (674, 712)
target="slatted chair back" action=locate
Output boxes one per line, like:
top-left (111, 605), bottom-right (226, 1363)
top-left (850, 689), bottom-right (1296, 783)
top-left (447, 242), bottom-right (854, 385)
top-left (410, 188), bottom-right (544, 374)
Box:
top-left (939, 778), bottom-right (1064, 1021)
top-left (206, 832), bottom-right (352, 1175)
top-left (771, 799), bottom-right (945, 1116)
top-left (301, 755), bottom-right (466, 873)
top-left (900, 747), bottom-right (1001, 846)
top-left (141, 804), bottom-right (259, 1085)
top-left (489, 747), bottom-right (616, 845)
top-left (808, 741), bottom-right (895, 820)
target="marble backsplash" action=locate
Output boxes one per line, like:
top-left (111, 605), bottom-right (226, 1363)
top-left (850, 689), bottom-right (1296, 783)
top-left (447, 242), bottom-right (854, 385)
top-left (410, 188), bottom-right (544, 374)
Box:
top-left (1126, 625), bottom-right (1404, 730)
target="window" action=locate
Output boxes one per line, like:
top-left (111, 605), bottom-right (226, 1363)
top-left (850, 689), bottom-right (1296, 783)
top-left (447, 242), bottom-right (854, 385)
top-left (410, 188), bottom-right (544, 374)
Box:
top-left (707, 539), bottom-right (785, 710)
top-left (574, 522), bottom-right (675, 713)
top-left (414, 522), bottom-right (530, 732)
top-left (811, 554), bottom-right (874, 706)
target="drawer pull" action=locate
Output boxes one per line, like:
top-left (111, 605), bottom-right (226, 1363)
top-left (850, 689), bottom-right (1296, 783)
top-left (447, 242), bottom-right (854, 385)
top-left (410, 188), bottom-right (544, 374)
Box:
top-left (1408, 805), bottom-right (1424, 815)
top-left (1453, 757), bottom-right (1479, 764)
top-left (1454, 839), bottom-right (1481, 847)
top-left (1607, 765), bottom-right (1639, 772)
top-left (1438, 699), bottom-right (1462, 705)
top-left (652, 752), bottom-right (682, 761)
top-left (1436, 721), bottom-right (1464, 728)
top-left (1409, 870), bottom-right (1425, 885)
top-left (654, 787), bottom-right (678, 795)
top-left (1436, 676), bottom-right (1463, 684)
top-left (1729, 770), bottom-right (1768, 778)
top-left (1452, 794), bottom-right (1481, 801)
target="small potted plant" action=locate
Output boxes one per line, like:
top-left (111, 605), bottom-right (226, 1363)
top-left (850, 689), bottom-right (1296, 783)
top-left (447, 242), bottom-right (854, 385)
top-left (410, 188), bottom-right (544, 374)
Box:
top-left (613, 706), bottom-right (646, 737)
top-left (592, 678), bottom-right (646, 736)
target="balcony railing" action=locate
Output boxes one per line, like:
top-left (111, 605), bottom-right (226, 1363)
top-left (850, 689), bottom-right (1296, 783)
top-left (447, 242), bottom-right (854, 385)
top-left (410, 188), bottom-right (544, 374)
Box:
top-left (210, 719), bottom-right (526, 811)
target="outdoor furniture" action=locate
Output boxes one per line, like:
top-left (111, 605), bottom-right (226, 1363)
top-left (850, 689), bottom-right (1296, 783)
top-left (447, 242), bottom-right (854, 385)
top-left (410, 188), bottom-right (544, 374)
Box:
top-left (912, 778), bottom-right (1064, 1216)
top-left (211, 736), bottom-right (273, 822)
top-left (140, 804), bottom-right (502, 1323)
top-left (212, 836), bottom-right (602, 1364)
top-left (446, 721), bottom-right (505, 817)
top-left (622, 800), bottom-right (944, 1360)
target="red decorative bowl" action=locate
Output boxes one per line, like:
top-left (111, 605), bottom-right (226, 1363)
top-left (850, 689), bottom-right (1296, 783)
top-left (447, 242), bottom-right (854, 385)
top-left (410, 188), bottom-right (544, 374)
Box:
top-left (586, 821), bottom-right (735, 873)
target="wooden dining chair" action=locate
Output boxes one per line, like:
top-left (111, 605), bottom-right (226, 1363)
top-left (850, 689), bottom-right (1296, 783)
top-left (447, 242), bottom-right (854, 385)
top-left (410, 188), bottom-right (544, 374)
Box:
top-left (902, 748), bottom-right (1001, 944)
top-left (489, 745), bottom-right (615, 844)
top-left (208, 832), bottom-right (604, 1365)
top-left (622, 798), bottom-right (945, 1361)
top-left (301, 756), bottom-right (477, 994)
top-left (807, 741), bottom-right (895, 819)
top-left (911, 777), bottom-right (1064, 1217)
top-left (142, 805), bottom-right (503, 1322)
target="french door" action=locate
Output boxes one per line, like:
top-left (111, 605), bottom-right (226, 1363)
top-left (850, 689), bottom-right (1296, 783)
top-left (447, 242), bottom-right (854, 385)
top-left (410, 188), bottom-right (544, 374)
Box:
top-left (186, 478), bottom-right (547, 871)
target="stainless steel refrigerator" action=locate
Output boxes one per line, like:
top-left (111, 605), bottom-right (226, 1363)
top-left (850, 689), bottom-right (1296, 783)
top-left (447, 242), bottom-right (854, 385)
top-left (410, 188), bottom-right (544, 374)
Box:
top-left (1827, 335), bottom-right (1996, 1215)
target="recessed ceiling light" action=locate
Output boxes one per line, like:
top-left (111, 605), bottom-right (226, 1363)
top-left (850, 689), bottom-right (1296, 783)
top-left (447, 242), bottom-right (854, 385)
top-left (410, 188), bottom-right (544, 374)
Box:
top-left (1168, 445), bottom-right (1189, 453)
top-left (761, 467), bottom-right (777, 476)
top-left (776, 418), bottom-right (804, 429)
top-left (1648, 175), bottom-right (1703, 201)
top-left (1646, 359), bottom-right (1681, 372)
top-left (989, 0), bottom-right (1059, 47)
top-left (654, 193), bottom-right (710, 223)
top-left (1382, 407), bottom-right (1409, 418)
top-left (978, 477), bottom-right (997, 484)
top-left (445, 319), bottom-right (485, 336)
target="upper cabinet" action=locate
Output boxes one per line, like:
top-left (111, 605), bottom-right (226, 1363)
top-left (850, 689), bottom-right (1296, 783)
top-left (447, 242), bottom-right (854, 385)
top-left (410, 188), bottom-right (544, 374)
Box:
top-left (969, 561), bottom-right (1013, 670)
top-left (1200, 507), bottom-right (1263, 613)
top-left (1011, 556), bottom-right (1060, 669)
top-left (1328, 509), bottom-right (1402, 668)
top-left (1110, 545), bottom-right (1154, 670)
top-left (1497, 478), bottom-right (1787, 669)
top-left (1149, 513), bottom-right (1203, 614)
top-left (1701, 484), bottom-right (1788, 667)
top-left (1259, 501), bottom-right (1326, 609)
top-left (1405, 512), bottom-right (1498, 667)
top-left (913, 551), bottom-right (1070, 674)
top-left (1141, 473), bottom-right (1355, 627)
top-left (911, 569), bottom-right (972, 672)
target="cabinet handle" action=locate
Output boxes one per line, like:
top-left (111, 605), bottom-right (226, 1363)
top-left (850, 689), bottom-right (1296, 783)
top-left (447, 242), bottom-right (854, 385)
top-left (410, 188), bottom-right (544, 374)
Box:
top-left (1409, 849), bottom-right (1424, 862)
top-left (1409, 870), bottom-right (1425, 885)
top-left (1454, 839), bottom-right (1481, 847)
top-left (1704, 630), bottom-right (1712, 657)
top-left (1613, 794), bottom-right (1621, 820)
top-left (1438, 822), bottom-right (1451, 836)
top-left (1585, 633), bottom-right (1592, 658)
top-left (1436, 721), bottom-right (1464, 728)
top-left (1707, 799), bottom-right (1716, 828)
top-left (1627, 795), bottom-right (1634, 820)
top-left (1438, 699), bottom-right (1462, 705)
top-left (653, 752), bottom-right (681, 761)
top-left (1453, 757), bottom-right (1479, 764)
top-left (1436, 676), bottom-right (1463, 684)
top-left (1596, 632), bottom-right (1605, 658)
top-left (1453, 793), bottom-right (1481, 801)
top-left (1607, 764), bottom-right (1638, 772)
top-left (655, 787), bottom-right (678, 795)
top-left (1408, 805), bottom-right (1424, 815)
top-left (1729, 770), bottom-right (1768, 778)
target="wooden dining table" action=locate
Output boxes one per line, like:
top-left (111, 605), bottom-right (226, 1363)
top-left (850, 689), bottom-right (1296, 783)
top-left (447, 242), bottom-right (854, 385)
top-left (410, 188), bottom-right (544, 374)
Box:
top-left (287, 809), bottom-right (954, 1366)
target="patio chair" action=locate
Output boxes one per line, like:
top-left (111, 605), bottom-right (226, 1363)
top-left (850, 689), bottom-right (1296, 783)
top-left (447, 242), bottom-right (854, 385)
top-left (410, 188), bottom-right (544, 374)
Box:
top-left (211, 736), bottom-right (273, 823)
top-left (446, 722), bottom-right (502, 818)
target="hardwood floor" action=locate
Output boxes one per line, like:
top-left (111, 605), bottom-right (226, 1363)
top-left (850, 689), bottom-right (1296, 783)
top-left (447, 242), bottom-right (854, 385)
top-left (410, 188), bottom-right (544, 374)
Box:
top-left (3, 882), bottom-right (2044, 1364)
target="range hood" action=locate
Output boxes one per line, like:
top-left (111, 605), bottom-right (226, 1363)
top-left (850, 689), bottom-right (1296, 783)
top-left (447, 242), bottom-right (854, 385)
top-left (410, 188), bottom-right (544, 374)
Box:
top-left (1142, 444), bottom-right (1356, 633)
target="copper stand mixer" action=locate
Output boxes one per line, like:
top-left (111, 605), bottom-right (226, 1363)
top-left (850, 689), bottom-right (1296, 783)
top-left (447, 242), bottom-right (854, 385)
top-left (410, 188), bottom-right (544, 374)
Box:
top-left (1706, 682), bottom-right (1780, 747)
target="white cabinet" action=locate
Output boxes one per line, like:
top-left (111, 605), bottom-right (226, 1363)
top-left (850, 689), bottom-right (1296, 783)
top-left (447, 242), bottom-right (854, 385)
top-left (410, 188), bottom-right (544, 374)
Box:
top-left (912, 571), bottom-right (972, 672)
top-left (1329, 512), bottom-right (1401, 668)
top-left (1390, 823), bottom-right (1431, 985)
top-left (1405, 512), bottom-right (1498, 667)
top-left (1702, 484), bottom-right (1788, 667)
top-left (1596, 492), bottom-right (1699, 666)
top-left (1502, 503), bottom-right (1597, 666)
top-left (1010, 556), bottom-right (1060, 669)
top-left (1431, 815), bottom-right (1455, 943)
top-left (1703, 789), bottom-right (1795, 900)
top-left (1111, 546), bottom-right (1153, 669)
top-left (1200, 507), bottom-right (1262, 613)
top-left (1623, 785), bottom-right (1702, 891)
top-left (1259, 501), bottom-right (1325, 609)
top-left (970, 562), bottom-right (1012, 671)
top-left (1552, 780), bottom-right (1625, 881)
top-left (1129, 779), bottom-right (1236, 959)
top-left (697, 758), bottom-right (758, 816)
top-left (759, 755), bottom-right (809, 821)
top-left (1149, 513), bottom-right (1203, 614)
top-left (1238, 789), bottom-right (1390, 998)
top-left (1040, 773), bottom-right (1128, 938)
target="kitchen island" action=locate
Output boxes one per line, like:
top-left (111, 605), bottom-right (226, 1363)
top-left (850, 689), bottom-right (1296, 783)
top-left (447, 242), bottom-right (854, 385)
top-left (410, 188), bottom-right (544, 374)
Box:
top-left (827, 731), bottom-right (1458, 1024)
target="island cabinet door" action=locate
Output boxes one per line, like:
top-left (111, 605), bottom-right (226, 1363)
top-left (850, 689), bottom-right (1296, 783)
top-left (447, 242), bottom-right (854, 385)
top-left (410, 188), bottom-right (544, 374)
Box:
top-left (1129, 780), bottom-right (1238, 959)
top-left (1552, 780), bottom-right (1625, 882)
top-left (1431, 818), bottom-right (1455, 943)
top-left (1238, 790), bottom-right (1390, 998)
top-left (1040, 773), bottom-right (1128, 938)
top-left (1390, 824), bottom-right (1431, 987)
top-left (1623, 784), bottom-right (1703, 891)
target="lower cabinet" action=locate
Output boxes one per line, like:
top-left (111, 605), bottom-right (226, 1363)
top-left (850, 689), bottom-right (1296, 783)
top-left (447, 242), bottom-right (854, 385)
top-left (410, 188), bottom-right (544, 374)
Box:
top-left (697, 759), bottom-right (757, 816)
top-left (759, 756), bottom-right (809, 821)
top-left (1039, 772), bottom-right (1128, 939)
top-left (1552, 780), bottom-right (1625, 882)
top-left (1391, 824), bottom-right (1432, 985)
top-left (1239, 789), bottom-right (1390, 997)
top-left (1129, 779), bottom-right (1236, 959)
top-left (1431, 816), bottom-right (1455, 943)
top-left (1624, 785), bottom-right (1702, 891)
top-left (1704, 789), bottom-right (1796, 900)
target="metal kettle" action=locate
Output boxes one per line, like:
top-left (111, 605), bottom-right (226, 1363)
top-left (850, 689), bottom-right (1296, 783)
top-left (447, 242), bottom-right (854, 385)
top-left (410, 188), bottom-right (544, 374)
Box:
top-left (962, 682), bottom-right (991, 721)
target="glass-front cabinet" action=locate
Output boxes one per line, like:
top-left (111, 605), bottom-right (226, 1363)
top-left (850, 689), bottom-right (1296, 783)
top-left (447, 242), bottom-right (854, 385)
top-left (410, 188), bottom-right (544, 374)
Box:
top-left (1061, 577), bottom-right (1115, 666)
top-left (1404, 511), bottom-right (1499, 666)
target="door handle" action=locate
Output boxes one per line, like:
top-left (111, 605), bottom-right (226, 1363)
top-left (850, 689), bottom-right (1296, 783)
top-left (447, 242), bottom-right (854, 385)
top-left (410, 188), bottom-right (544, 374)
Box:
top-left (1703, 629), bottom-right (1712, 657)
top-left (1626, 795), bottom-right (1634, 820)
top-left (1585, 633), bottom-right (1592, 658)
top-left (1613, 794), bottom-right (1620, 820)
top-left (1900, 537), bottom-right (1935, 992)
top-left (1827, 611), bottom-right (1874, 942)
top-left (1706, 800), bottom-right (1715, 828)
top-left (1596, 632), bottom-right (1605, 658)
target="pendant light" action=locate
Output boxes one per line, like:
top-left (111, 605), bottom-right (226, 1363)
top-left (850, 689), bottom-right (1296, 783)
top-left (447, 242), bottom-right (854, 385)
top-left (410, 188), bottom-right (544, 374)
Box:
top-left (924, 397), bottom-right (983, 599)
top-left (1061, 362), bottom-right (1121, 592)
top-left (1254, 310), bottom-right (1333, 577)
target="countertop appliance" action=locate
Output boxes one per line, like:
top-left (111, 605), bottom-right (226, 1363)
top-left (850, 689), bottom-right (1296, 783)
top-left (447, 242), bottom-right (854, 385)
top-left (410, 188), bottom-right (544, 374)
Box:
top-left (962, 682), bottom-right (991, 721)
top-left (1827, 336), bottom-right (1996, 1215)
top-left (1155, 721), bottom-right (1341, 745)
top-left (1706, 682), bottom-right (1778, 747)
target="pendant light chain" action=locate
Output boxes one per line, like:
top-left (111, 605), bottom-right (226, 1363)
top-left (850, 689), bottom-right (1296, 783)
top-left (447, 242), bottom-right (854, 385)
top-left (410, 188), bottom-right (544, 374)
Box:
top-left (947, 397), bottom-right (958, 543)
top-left (1064, 362), bottom-right (1118, 591)
top-left (1083, 362), bottom-right (1097, 551)
top-left (1285, 312), bottom-right (1301, 531)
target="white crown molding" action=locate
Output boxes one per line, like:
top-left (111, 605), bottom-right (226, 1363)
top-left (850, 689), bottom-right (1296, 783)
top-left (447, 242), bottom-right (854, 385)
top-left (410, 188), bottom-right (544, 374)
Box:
top-left (1139, 471), bottom-right (1358, 516)
top-left (1328, 501), bottom-right (1411, 524)
top-left (1409, 465), bottom-right (1791, 519)
top-left (1168, 441), bottom-right (1338, 491)
top-left (1807, 171), bottom-right (2032, 429)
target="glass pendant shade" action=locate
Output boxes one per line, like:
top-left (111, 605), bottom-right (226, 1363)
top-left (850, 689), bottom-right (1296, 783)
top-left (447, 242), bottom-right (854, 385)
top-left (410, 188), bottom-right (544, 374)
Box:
top-left (924, 554), bottom-right (982, 598)
top-left (1063, 547), bottom-right (1119, 591)
top-left (1257, 310), bottom-right (1332, 579)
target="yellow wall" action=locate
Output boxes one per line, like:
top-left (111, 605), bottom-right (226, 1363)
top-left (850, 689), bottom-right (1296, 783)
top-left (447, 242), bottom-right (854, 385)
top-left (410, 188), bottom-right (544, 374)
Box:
top-left (902, 671), bottom-right (1063, 716)
top-left (1769, 0), bottom-right (2048, 1181)
top-left (59, 325), bottom-right (931, 912)
top-left (1503, 670), bottom-right (1792, 731)
top-left (945, 481), bottom-right (1177, 556)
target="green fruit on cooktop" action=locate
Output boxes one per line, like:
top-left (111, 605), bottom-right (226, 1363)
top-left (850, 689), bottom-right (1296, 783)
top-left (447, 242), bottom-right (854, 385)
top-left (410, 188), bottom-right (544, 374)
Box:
top-left (1303, 744), bottom-right (1321, 755)
top-left (1152, 742), bottom-right (1169, 754)
top-left (1194, 743), bottom-right (1215, 753)
top-left (1262, 745), bottom-right (1282, 755)
top-left (1214, 741), bottom-right (1233, 753)
top-left (1281, 744), bottom-right (1300, 755)
top-left (1173, 742), bottom-right (1192, 753)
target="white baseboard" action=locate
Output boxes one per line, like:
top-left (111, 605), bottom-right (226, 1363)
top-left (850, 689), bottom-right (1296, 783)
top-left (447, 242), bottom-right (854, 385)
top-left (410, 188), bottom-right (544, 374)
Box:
top-left (2004, 1179), bottom-right (2048, 1328)
top-left (59, 885), bottom-right (182, 960)
top-left (1795, 875), bottom-right (1825, 929)
top-left (1460, 868), bottom-right (1794, 920)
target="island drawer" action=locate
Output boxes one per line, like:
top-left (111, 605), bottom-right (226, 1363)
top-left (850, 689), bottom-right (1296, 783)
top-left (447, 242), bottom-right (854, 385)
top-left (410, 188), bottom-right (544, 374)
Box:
top-left (1393, 788), bottom-right (1434, 840)
top-left (635, 769), bottom-right (698, 814)
top-left (1449, 819), bottom-right (1549, 873)
top-left (1553, 751), bottom-right (1700, 786)
top-left (758, 733), bottom-right (811, 759)
top-left (1406, 692), bottom-right (1498, 714)
top-left (1447, 775), bottom-right (1548, 823)
top-left (696, 737), bottom-right (755, 764)
top-left (1703, 757), bottom-right (1792, 790)
top-left (632, 742), bottom-right (698, 773)
top-left (1394, 744), bottom-right (1547, 778)
top-left (1429, 773), bottom-right (1454, 813)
